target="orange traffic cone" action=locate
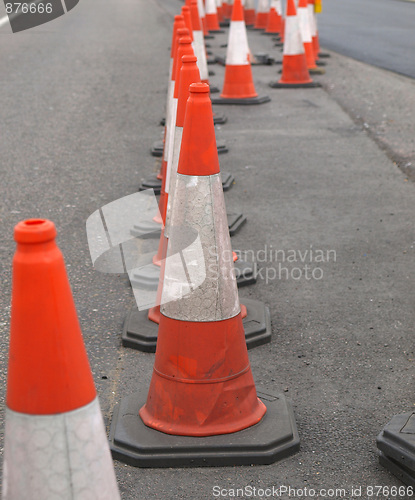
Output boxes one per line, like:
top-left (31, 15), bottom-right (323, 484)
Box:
top-left (212, 0), bottom-right (270, 104)
top-left (2, 219), bottom-right (120, 499)
top-left (309, 0), bottom-right (330, 60)
top-left (244, 0), bottom-right (256, 26)
top-left (264, 0), bottom-right (282, 35)
top-left (110, 83), bottom-right (299, 467)
top-left (216, 0), bottom-right (224, 23)
top-left (269, 0), bottom-right (320, 88)
top-left (205, 0), bottom-right (223, 32)
top-left (124, 62), bottom-right (268, 353)
top-left (253, 0), bottom-right (269, 29)
top-left (298, 0), bottom-right (325, 74)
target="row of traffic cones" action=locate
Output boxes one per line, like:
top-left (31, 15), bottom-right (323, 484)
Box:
top-left (111, 0), bottom-right (298, 468)
top-left (1, 0), bottom-right (333, 493)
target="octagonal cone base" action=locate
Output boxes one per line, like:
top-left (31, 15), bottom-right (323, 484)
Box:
top-left (151, 139), bottom-right (228, 157)
top-left (211, 95), bottom-right (271, 105)
top-left (130, 208), bottom-right (243, 240)
top-left (269, 80), bottom-right (321, 89)
top-left (139, 173), bottom-right (162, 195)
top-left (379, 453), bottom-right (415, 488)
top-left (122, 297), bottom-right (271, 352)
top-left (377, 412), bottom-right (415, 485)
top-left (109, 387), bottom-right (299, 468)
top-left (160, 112), bottom-right (228, 126)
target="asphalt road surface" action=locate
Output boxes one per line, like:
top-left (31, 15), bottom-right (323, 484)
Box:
top-left (318, 0), bottom-right (415, 78)
top-left (0, 0), bottom-right (415, 499)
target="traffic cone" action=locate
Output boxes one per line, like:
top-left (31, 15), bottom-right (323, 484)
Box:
top-left (125, 65), bottom-right (265, 352)
top-left (205, 0), bottom-right (223, 33)
top-left (212, 0), bottom-right (271, 105)
top-left (253, 0), bottom-right (269, 30)
top-left (377, 413), bottom-right (415, 486)
top-left (2, 219), bottom-right (120, 499)
top-left (244, 0), bottom-right (256, 26)
top-left (309, 0), bottom-right (330, 60)
top-left (264, 0), bottom-right (282, 35)
top-left (297, 0), bottom-right (325, 74)
top-left (110, 84), bottom-right (299, 466)
top-left (269, 0), bottom-right (320, 88)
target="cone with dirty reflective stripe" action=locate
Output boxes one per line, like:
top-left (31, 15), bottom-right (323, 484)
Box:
top-left (2, 219), bottom-right (120, 500)
top-left (110, 84), bottom-right (299, 467)
top-left (124, 62), bottom-right (265, 352)
top-left (253, 0), bottom-right (269, 29)
top-left (212, 0), bottom-right (270, 105)
top-left (298, 0), bottom-right (325, 74)
top-left (269, 0), bottom-right (320, 88)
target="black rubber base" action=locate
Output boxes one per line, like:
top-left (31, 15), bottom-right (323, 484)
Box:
top-left (318, 52), bottom-right (331, 58)
top-left (316, 60), bottom-right (326, 67)
top-left (139, 173), bottom-right (162, 194)
top-left (251, 53), bottom-right (275, 66)
top-left (219, 20), bottom-right (230, 28)
top-left (212, 112), bottom-right (228, 125)
top-left (377, 412), bottom-right (415, 484)
top-left (129, 255), bottom-right (256, 290)
top-left (211, 95), bottom-right (271, 105)
top-left (160, 113), bottom-right (227, 126)
top-left (122, 297), bottom-right (271, 352)
top-left (228, 211), bottom-right (246, 235)
top-left (269, 81), bottom-right (321, 89)
top-left (379, 453), bottom-right (415, 487)
top-left (208, 29), bottom-right (225, 34)
top-left (215, 55), bottom-right (226, 66)
top-left (309, 67), bottom-right (326, 75)
top-left (109, 387), bottom-right (299, 468)
top-left (130, 207), bottom-right (241, 240)
top-left (151, 139), bottom-right (228, 157)
top-left (204, 34), bottom-right (215, 40)
top-left (274, 41), bottom-right (283, 47)
top-left (210, 85), bottom-right (220, 94)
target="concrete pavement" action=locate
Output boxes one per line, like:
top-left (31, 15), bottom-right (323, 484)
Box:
top-left (0, 0), bottom-right (414, 498)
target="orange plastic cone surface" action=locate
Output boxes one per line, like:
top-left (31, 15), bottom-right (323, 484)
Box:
top-left (205, 0), bottom-right (221, 31)
top-left (265, 6), bottom-right (282, 34)
top-left (254, 0), bottom-right (269, 29)
top-left (298, 0), bottom-right (317, 69)
top-left (7, 219), bottom-right (96, 415)
top-left (139, 84), bottom-right (266, 436)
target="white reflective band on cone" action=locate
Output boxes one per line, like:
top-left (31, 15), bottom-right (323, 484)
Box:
top-left (161, 174), bottom-right (240, 322)
top-left (165, 126), bottom-right (184, 236)
top-left (165, 98), bottom-right (178, 194)
top-left (206, 0), bottom-right (217, 15)
top-left (283, 14), bottom-right (304, 55)
top-left (226, 21), bottom-right (250, 66)
top-left (297, 5), bottom-right (312, 43)
top-left (2, 398), bottom-right (120, 500)
top-left (308, 3), bottom-right (317, 37)
top-left (197, 0), bottom-right (206, 17)
top-left (257, 0), bottom-right (269, 14)
top-left (192, 32), bottom-right (209, 81)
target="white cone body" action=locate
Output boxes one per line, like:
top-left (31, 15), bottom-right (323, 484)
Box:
top-left (226, 20), bottom-right (250, 66)
top-left (216, 0), bottom-right (223, 9)
top-left (297, 3), bottom-right (312, 44)
top-left (161, 173), bottom-right (240, 322)
top-left (283, 11), bottom-right (305, 55)
top-left (197, 0), bottom-right (206, 18)
top-left (309, 3), bottom-right (317, 37)
top-left (206, 0), bottom-right (218, 15)
top-left (244, 0), bottom-right (255, 13)
top-left (271, 0), bottom-right (282, 15)
top-left (164, 98), bottom-right (178, 195)
top-left (165, 126), bottom-right (184, 238)
top-left (192, 31), bottom-right (209, 81)
top-left (256, 0), bottom-right (269, 14)
top-left (2, 398), bottom-right (120, 500)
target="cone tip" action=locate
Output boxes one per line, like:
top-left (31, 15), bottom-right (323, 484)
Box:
top-left (14, 219), bottom-right (56, 244)
top-left (189, 82), bottom-right (210, 93)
